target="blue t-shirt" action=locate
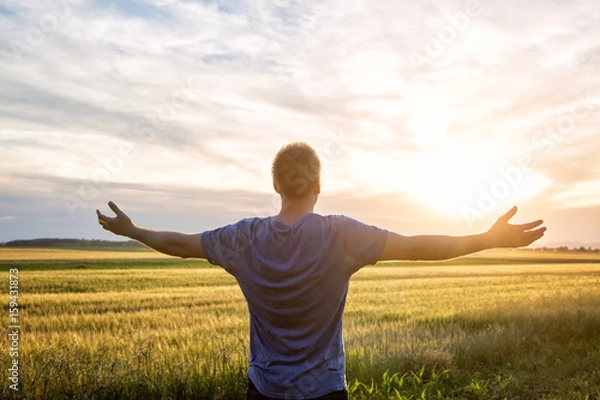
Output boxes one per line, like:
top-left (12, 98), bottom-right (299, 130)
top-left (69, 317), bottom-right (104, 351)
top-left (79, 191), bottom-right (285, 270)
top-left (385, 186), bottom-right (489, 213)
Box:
top-left (201, 213), bottom-right (387, 398)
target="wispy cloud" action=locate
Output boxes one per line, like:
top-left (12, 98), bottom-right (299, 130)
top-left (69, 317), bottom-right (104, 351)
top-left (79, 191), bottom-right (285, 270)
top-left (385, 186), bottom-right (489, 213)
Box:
top-left (0, 0), bottom-right (599, 243)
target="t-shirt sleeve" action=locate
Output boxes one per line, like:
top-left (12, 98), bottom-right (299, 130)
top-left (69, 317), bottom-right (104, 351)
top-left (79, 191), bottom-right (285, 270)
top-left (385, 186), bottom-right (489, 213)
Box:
top-left (340, 216), bottom-right (388, 274)
top-left (201, 220), bottom-right (251, 274)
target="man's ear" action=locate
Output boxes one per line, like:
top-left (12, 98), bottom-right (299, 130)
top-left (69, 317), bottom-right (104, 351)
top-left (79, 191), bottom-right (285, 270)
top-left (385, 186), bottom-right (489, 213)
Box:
top-left (314, 177), bottom-right (321, 195)
top-left (273, 181), bottom-right (280, 194)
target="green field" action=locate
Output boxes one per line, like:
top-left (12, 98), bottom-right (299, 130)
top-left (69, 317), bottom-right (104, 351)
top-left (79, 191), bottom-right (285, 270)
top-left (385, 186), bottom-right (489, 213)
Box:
top-left (1, 248), bottom-right (600, 399)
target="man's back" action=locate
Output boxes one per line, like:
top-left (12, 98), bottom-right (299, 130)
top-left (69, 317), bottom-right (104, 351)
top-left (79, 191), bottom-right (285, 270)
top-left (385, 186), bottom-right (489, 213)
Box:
top-left (202, 213), bottom-right (387, 398)
top-left (96, 142), bottom-right (546, 399)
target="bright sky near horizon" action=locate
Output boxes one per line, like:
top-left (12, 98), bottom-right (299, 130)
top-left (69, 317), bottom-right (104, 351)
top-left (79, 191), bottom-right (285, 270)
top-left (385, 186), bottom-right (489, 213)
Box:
top-left (1, 0), bottom-right (599, 246)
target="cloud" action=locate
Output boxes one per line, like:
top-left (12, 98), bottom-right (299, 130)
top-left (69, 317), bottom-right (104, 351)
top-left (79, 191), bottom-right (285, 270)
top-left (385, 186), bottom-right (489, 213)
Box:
top-left (0, 0), bottom-right (599, 243)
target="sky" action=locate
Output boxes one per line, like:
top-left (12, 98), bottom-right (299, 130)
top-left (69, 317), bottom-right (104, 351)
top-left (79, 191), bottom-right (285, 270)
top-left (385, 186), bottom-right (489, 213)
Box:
top-left (0, 0), bottom-right (599, 246)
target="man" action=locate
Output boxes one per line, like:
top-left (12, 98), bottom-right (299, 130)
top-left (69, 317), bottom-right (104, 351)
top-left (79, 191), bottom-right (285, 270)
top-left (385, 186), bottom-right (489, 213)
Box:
top-left (96, 142), bottom-right (546, 400)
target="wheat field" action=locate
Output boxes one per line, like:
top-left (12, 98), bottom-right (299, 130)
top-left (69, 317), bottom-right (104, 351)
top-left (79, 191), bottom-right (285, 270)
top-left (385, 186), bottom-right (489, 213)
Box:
top-left (1, 248), bottom-right (599, 399)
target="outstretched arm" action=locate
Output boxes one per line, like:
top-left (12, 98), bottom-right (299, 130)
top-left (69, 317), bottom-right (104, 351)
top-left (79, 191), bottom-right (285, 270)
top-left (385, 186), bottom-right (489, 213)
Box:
top-left (378, 206), bottom-right (546, 261)
top-left (96, 201), bottom-right (205, 259)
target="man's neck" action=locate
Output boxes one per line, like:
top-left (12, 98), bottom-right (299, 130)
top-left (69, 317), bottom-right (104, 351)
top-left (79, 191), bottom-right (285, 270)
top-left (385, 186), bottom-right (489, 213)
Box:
top-left (274, 196), bottom-right (315, 225)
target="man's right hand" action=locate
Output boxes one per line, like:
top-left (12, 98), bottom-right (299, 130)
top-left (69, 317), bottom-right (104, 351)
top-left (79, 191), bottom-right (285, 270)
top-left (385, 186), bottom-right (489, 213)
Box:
top-left (486, 206), bottom-right (546, 248)
top-left (96, 201), bottom-right (135, 237)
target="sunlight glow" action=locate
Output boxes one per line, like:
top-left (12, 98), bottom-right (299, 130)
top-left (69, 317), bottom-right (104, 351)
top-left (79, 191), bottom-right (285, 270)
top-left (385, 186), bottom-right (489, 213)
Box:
top-left (550, 181), bottom-right (600, 208)
top-left (348, 141), bottom-right (553, 220)
top-left (405, 143), bottom-right (499, 216)
top-left (403, 143), bottom-right (553, 218)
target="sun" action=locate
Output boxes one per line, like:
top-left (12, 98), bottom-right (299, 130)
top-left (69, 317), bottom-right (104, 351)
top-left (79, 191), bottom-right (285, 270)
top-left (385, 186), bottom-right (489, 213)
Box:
top-left (407, 141), bottom-right (555, 219)
top-left (349, 141), bottom-right (551, 220)
top-left (403, 143), bottom-right (503, 216)
top-left (344, 87), bottom-right (553, 219)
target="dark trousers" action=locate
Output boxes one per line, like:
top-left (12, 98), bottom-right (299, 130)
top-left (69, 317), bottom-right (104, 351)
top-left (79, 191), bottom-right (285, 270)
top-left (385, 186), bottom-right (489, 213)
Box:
top-left (246, 379), bottom-right (349, 400)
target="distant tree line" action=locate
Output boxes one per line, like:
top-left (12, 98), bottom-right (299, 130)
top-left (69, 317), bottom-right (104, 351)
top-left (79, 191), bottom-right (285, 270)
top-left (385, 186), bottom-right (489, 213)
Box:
top-left (2, 238), bottom-right (144, 248)
top-left (2, 239), bottom-right (598, 252)
top-left (533, 246), bottom-right (600, 253)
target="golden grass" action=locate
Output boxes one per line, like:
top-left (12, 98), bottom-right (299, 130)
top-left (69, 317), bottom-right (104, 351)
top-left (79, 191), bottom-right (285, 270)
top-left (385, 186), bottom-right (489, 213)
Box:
top-left (4, 246), bottom-right (600, 263)
top-left (468, 248), bottom-right (600, 260)
top-left (2, 250), bottom-right (600, 399)
top-left (0, 247), bottom-right (171, 260)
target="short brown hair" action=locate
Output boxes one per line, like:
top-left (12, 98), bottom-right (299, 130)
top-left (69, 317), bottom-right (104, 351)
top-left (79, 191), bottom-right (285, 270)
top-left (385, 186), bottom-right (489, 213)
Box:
top-left (271, 142), bottom-right (321, 199)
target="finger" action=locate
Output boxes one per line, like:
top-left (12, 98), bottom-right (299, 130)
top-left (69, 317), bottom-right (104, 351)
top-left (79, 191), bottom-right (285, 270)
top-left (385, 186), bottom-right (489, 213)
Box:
top-left (524, 227), bottom-right (547, 243)
top-left (108, 201), bottom-right (124, 217)
top-left (526, 226), bottom-right (546, 235)
top-left (499, 206), bottom-right (518, 223)
top-left (96, 209), bottom-right (109, 222)
top-left (528, 228), bottom-right (546, 239)
top-left (517, 220), bottom-right (544, 231)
